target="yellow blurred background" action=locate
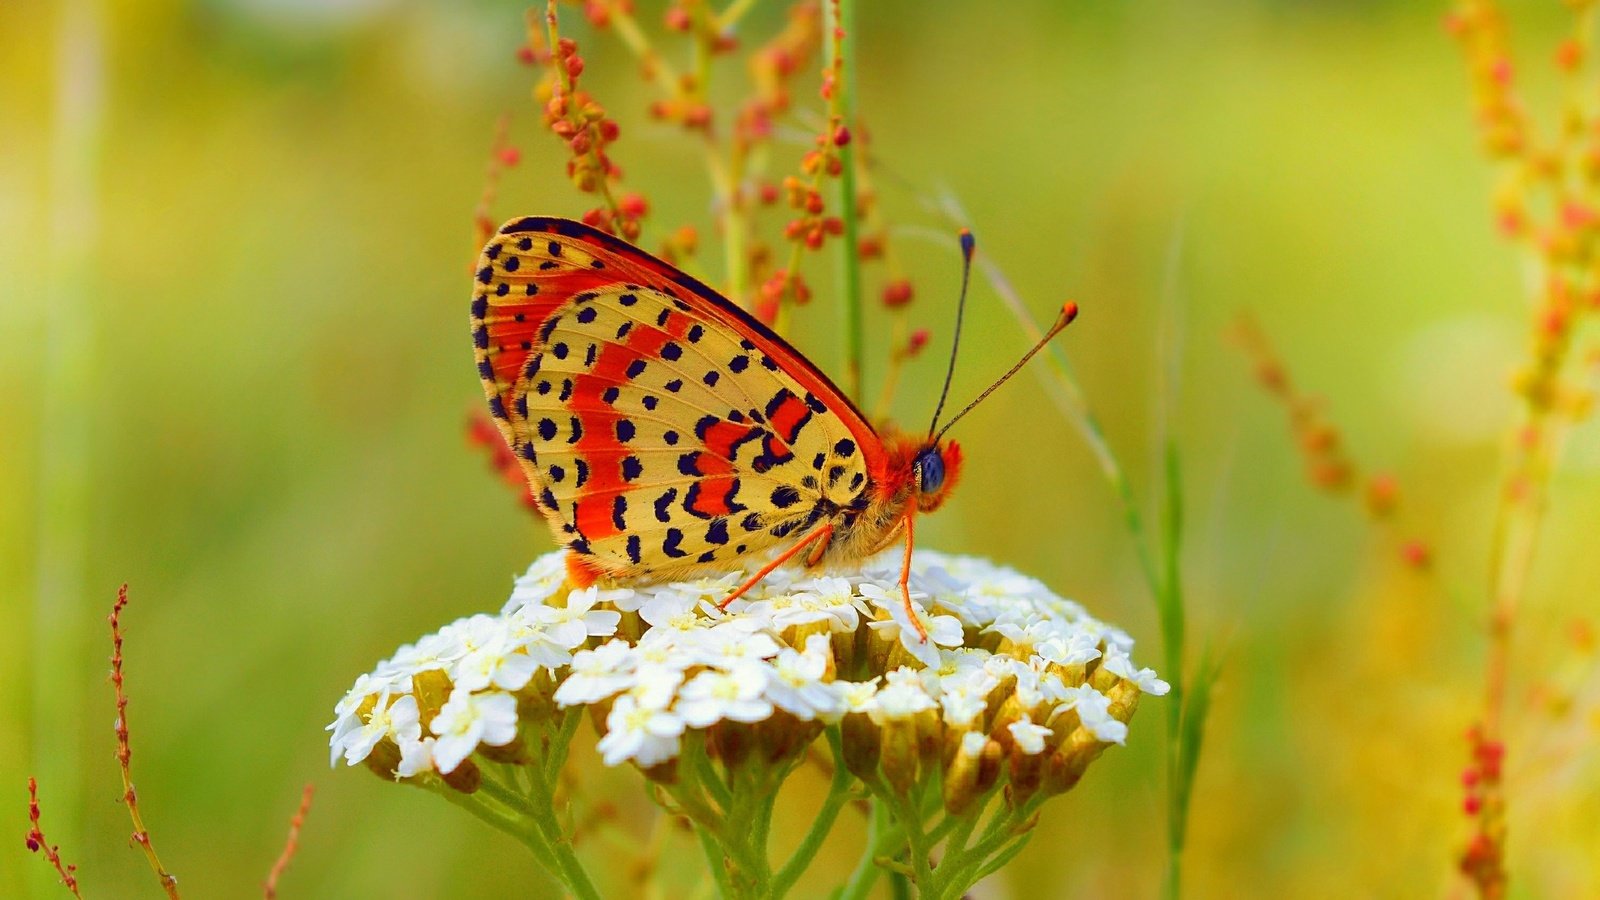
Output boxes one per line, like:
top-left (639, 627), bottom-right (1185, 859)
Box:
top-left (4, 0), bottom-right (1597, 896)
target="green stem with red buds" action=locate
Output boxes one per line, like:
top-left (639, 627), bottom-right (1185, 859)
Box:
top-left (825, 0), bottom-right (865, 401)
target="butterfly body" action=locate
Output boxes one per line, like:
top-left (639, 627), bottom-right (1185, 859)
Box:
top-left (471, 217), bottom-right (962, 596)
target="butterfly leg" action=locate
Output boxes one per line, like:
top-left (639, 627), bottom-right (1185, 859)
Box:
top-left (716, 522), bottom-right (835, 611)
top-left (899, 512), bottom-right (930, 643)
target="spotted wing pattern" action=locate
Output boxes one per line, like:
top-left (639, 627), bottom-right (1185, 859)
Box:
top-left (471, 217), bottom-right (885, 580)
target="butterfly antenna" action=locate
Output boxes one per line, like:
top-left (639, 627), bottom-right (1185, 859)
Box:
top-left (933, 302), bottom-right (1079, 443)
top-left (927, 229), bottom-right (977, 439)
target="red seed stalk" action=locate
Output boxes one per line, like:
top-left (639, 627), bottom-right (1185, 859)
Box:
top-left (471, 114), bottom-right (518, 257)
top-left (536, 2), bottom-right (641, 240)
top-left (262, 784), bottom-right (315, 899)
top-left (1231, 315), bottom-right (1433, 571)
top-left (1447, 3), bottom-right (1600, 894)
top-left (25, 777), bottom-right (83, 899)
top-left (111, 585), bottom-right (182, 898)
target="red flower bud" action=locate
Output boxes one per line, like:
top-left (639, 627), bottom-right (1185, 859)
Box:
top-left (882, 279), bottom-right (914, 308)
top-left (620, 193), bottom-right (649, 218)
top-left (498, 146), bottom-right (522, 167)
top-left (1400, 540), bottom-right (1431, 570)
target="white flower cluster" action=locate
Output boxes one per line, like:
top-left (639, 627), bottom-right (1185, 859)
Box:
top-left (329, 549), bottom-right (1167, 780)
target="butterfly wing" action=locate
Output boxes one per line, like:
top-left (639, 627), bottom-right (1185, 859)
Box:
top-left (471, 217), bottom-right (885, 580)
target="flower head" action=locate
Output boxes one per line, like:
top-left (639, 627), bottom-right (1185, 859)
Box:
top-left (330, 548), bottom-right (1162, 806)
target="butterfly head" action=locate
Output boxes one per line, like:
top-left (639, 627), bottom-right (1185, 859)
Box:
top-left (911, 441), bottom-right (963, 513)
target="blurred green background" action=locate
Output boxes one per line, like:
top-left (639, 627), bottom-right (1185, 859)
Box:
top-left (5, 0), bottom-right (1598, 896)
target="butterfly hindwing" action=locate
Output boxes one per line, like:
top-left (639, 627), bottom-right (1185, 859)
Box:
top-left (471, 217), bottom-right (882, 580)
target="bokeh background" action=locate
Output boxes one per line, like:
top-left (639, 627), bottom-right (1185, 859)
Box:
top-left (4, 0), bottom-right (1598, 896)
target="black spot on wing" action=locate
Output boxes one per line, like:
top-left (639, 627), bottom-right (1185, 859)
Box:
top-left (655, 489), bottom-right (678, 523)
top-left (705, 520), bottom-right (730, 545)
top-left (663, 528), bottom-right (689, 558)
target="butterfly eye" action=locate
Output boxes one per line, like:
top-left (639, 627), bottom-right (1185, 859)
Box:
top-left (916, 448), bottom-right (945, 494)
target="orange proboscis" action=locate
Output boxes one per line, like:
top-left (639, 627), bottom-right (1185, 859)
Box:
top-left (899, 512), bottom-right (928, 642)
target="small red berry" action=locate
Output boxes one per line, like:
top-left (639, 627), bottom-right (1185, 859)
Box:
top-left (620, 193), bottom-right (649, 218)
top-left (882, 279), bottom-right (913, 308)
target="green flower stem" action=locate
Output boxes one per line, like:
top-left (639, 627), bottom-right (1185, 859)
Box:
top-left (697, 825), bottom-right (737, 900)
top-left (889, 793), bottom-right (936, 887)
top-left (520, 755), bottom-right (603, 900)
top-left (430, 782), bottom-right (557, 870)
top-left (928, 802), bottom-right (1035, 899)
top-left (664, 760), bottom-right (769, 897)
top-left (685, 734), bottom-right (733, 811)
top-left (825, 0), bottom-right (865, 401)
top-left (477, 767), bottom-right (536, 816)
top-left (770, 729), bottom-right (854, 899)
top-left (726, 764), bottom-right (775, 896)
top-left (545, 707), bottom-right (583, 783)
top-left (837, 799), bottom-right (903, 900)
top-left (971, 829), bottom-right (1035, 883)
top-left (936, 803), bottom-right (981, 860)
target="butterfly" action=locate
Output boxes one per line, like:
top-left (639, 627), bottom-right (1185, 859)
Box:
top-left (470, 217), bottom-right (1074, 640)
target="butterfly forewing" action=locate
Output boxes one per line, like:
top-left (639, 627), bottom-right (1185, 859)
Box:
top-left (472, 217), bottom-right (881, 581)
